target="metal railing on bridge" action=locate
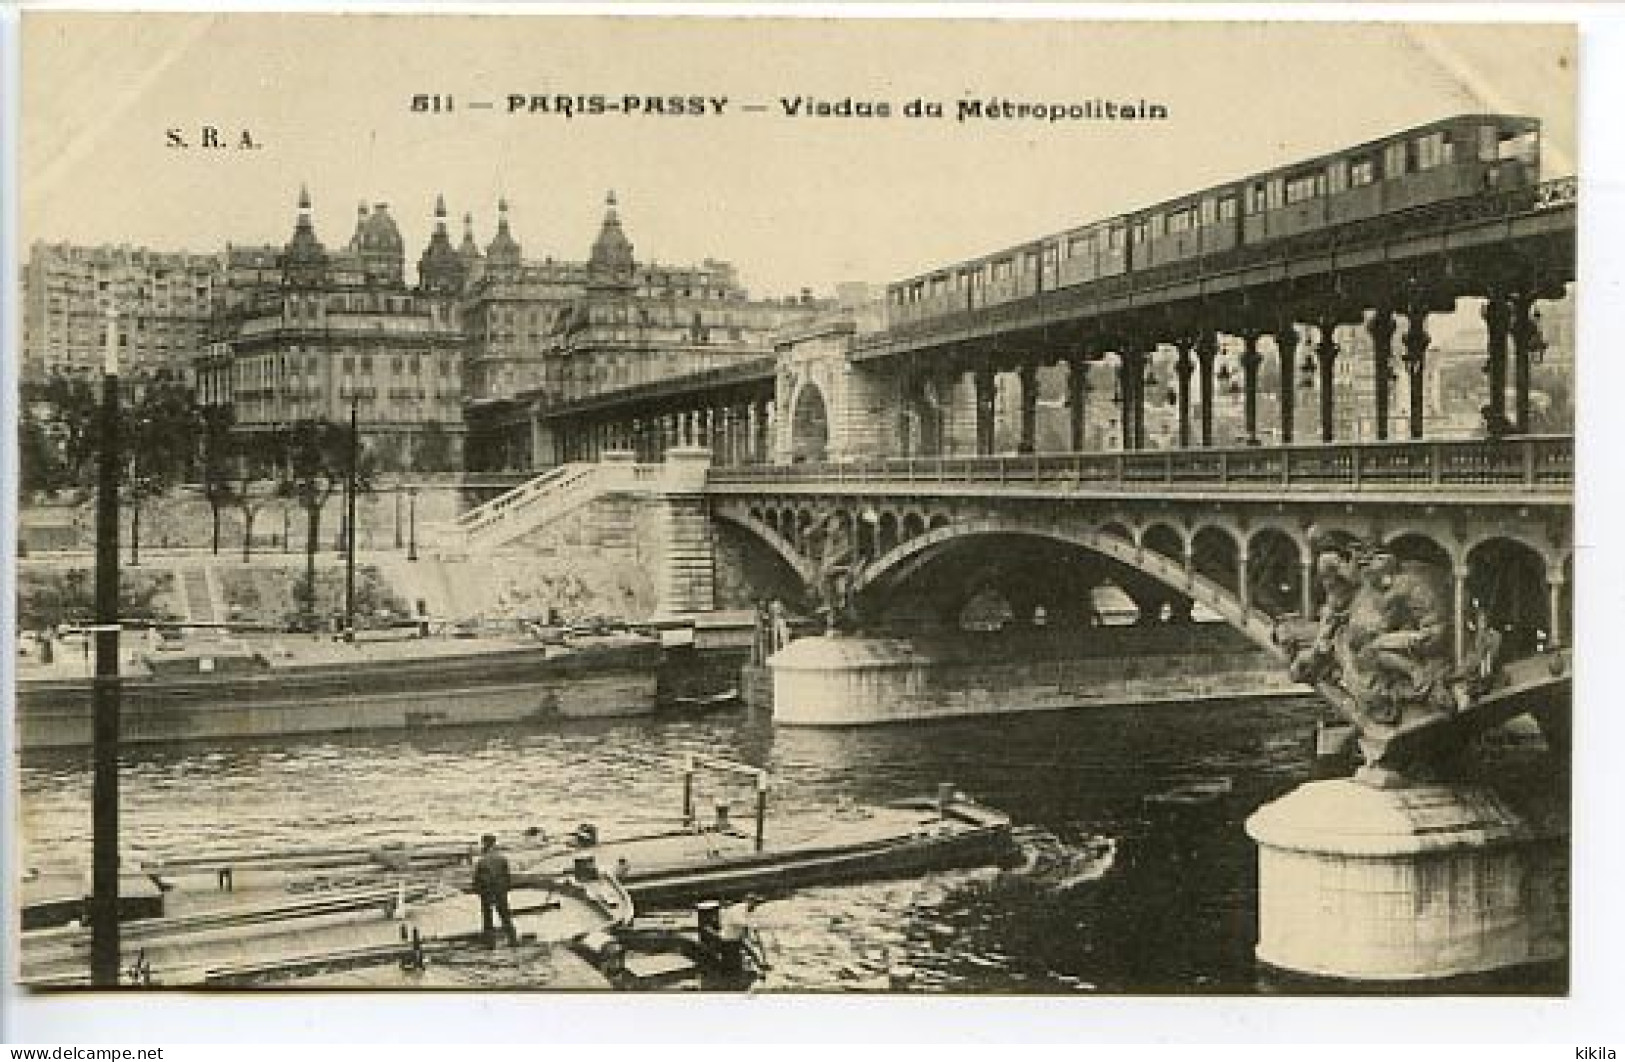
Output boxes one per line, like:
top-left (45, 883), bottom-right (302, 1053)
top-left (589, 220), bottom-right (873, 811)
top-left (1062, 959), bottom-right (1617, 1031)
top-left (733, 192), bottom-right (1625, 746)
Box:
top-left (706, 435), bottom-right (1572, 495)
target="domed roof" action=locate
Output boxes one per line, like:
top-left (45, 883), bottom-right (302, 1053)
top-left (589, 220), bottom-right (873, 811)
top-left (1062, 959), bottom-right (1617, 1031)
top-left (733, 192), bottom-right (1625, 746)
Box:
top-left (588, 191), bottom-right (635, 276)
top-left (351, 201), bottom-right (404, 254)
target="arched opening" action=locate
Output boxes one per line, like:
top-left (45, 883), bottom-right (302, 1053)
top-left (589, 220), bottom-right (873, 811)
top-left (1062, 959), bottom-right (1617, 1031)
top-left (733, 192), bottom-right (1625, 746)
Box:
top-left (1192, 526), bottom-right (1241, 596)
top-left (1247, 527), bottom-right (1303, 618)
top-left (795, 509), bottom-right (814, 552)
top-left (1384, 532), bottom-right (1453, 572)
top-left (876, 512), bottom-right (899, 556)
top-left (1100, 522), bottom-right (1133, 543)
top-left (1143, 524), bottom-right (1185, 566)
top-left (1465, 538), bottom-right (1551, 660)
top-left (790, 383), bottom-right (830, 463)
top-left (902, 512), bottom-right (926, 542)
top-left (928, 513), bottom-right (951, 531)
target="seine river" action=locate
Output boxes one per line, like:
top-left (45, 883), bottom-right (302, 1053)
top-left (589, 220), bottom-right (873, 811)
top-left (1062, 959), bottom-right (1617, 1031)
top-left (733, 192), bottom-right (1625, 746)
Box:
top-left (19, 695), bottom-right (1333, 993)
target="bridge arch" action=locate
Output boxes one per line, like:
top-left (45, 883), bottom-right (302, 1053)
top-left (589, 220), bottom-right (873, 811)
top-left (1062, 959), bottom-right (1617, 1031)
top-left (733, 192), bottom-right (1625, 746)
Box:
top-left (1192, 525), bottom-right (1242, 596)
top-left (1142, 522), bottom-right (1187, 567)
top-left (851, 516), bottom-right (1281, 651)
top-left (712, 508), bottom-right (823, 588)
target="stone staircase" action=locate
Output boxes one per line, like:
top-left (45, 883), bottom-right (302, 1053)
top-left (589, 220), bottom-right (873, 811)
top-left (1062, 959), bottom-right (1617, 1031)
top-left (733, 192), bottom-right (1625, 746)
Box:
top-left (434, 457), bottom-right (659, 556)
top-left (177, 566), bottom-right (219, 624)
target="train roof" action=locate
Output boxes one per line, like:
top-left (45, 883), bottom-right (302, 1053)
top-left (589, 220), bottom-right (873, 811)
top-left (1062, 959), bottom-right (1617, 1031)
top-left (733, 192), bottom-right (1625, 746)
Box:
top-left (887, 112), bottom-right (1541, 291)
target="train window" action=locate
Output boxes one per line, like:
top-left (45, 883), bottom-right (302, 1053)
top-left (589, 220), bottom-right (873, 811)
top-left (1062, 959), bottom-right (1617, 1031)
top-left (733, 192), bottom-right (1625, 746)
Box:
top-left (1108, 226), bottom-right (1126, 250)
top-left (1350, 157), bottom-right (1376, 186)
top-left (1068, 235), bottom-right (1091, 259)
top-left (1042, 245), bottom-right (1059, 270)
top-left (992, 259), bottom-right (1013, 282)
top-left (1024, 251), bottom-right (1041, 274)
top-left (1131, 221), bottom-right (1149, 245)
top-left (1498, 130), bottom-right (1539, 165)
top-left (1248, 184), bottom-right (1266, 214)
top-left (1285, 173), bottom-right (1319, 204)
top-left (1266, 178), bottom-right (1285, 210)
top-left (929, 276), bottom-right (949, 297)
top-left (1218, 196), bottom-right (1238, 221)
top-left (1417, 132), bottom-right (1449, 170)
top-left (1198, 198), bottom-right (1216, 226)
top-left (1384, 142), bottom-right (1407, 179)
top-left (1327, 160), bottom-right (1349, 194)
top-left (1168, 206), bottom-right (1198, 233)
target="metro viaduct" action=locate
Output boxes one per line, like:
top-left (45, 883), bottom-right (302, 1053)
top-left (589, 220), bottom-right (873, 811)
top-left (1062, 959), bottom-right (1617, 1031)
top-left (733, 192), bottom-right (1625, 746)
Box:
top-left (523, 177), bottom-right (1574, 468)
top-left (480, 179), bottom-right (1576, 675)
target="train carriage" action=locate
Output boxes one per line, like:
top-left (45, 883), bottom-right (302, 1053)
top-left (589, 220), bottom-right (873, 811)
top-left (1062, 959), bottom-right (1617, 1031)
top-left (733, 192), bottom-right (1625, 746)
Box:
top-left (882, 114), bottom-right (1541, 333)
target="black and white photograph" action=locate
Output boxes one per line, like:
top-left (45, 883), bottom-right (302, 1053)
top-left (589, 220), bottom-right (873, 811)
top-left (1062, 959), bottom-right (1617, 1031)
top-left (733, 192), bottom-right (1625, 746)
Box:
top-left (6, 8), bottom-right (1595, 1027)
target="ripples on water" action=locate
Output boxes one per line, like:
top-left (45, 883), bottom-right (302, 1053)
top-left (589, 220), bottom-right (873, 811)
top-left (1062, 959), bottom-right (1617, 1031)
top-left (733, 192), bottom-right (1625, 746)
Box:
top-left (18, 697), bottom-right (1324, 992)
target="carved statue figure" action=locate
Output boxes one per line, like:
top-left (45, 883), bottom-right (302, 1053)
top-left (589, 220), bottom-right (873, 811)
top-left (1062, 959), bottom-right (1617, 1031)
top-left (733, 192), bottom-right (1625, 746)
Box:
top-left (1278, 533), bottom-right (1490, 780)
top-left (804, 511), bottom-right (866, 633)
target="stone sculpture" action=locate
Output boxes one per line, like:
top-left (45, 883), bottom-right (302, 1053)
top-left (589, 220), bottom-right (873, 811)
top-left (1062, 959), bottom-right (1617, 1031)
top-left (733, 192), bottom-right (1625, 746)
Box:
top-left (1277, 533), bottom-right (1497, 782)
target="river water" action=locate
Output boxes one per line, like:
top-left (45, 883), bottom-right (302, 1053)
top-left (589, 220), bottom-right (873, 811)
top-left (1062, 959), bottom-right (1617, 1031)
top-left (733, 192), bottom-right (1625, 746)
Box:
top-left (15, 694), bottom-right (1354, 993)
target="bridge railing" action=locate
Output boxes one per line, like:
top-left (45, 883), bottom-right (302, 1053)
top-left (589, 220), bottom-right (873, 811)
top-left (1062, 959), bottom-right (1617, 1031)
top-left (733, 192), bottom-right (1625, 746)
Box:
top-left (707, 435), bottom-right (1572, 494)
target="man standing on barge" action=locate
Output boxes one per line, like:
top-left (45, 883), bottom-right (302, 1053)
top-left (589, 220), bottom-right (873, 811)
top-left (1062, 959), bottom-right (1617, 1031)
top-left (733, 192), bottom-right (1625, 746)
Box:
top-left (473, 834), bottom-right (519, 948)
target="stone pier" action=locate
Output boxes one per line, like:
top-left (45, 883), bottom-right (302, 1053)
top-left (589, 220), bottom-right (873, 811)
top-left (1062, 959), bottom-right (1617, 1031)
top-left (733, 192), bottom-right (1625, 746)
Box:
top-left (769, 626), bottom-right (1298, 726)
top-left (1246, 780), bottom-right (1567, 982)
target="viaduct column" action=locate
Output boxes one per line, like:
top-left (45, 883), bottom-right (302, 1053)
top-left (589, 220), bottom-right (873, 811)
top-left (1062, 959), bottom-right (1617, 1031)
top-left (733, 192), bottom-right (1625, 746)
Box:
top-left (1275, 322), bottom-right (1300, 445)
top-left (1239, 331), bottom-right (1263, 446)
top-left (1547, 564), bottom-right (1567, 649)
top-left (1174, 339), bottom-right (1195, 449)
top-left (1483, 294), bottom-right (1511, 435)
top-left (1018, 363), bottom-right (1039, 454)
top-left (1195, 330), bottom-right (1217, 447)
top-left (1402, 307), bottom-right (1431, 440)
top-left (1067, 354), bottom-right (1090, 452)
top-left (1368, 309), bottom-right (1397, 442)
top-left (1314, 316), bottom-right (1339, 443)
top-left (1510, 293), bottom-right (1540, 434)
top-left (973, 365), bottom-right (997, 456)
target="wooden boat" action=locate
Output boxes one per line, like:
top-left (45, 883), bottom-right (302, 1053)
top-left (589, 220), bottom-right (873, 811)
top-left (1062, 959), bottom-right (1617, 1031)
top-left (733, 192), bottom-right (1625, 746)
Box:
top-left (514, 792), bottom-right (1016, 910)
top-left (19, 865), bottom-right (632, 988)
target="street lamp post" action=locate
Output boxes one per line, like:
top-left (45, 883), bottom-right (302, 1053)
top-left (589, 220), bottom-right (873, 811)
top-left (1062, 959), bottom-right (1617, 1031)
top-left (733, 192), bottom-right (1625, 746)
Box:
top-left (90, 305), bottom-right (124, 985)
top-left (343, 398), bottom-right (358, 638)
top-left (407, 484), bottom-right (419, 563)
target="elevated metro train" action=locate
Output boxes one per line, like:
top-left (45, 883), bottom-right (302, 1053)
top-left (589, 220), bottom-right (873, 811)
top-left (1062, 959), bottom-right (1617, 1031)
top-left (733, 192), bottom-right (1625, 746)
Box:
top-left (885, 114), bottom-right (1542, 330)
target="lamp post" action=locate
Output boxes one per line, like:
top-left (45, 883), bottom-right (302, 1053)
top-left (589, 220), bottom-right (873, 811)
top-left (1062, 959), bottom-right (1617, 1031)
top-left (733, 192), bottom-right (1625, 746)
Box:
top-left (407, 484), bottom-right (420, 562)
top-left (343, 397), bottom-right (358, 638)
top-left (90, 304), bottom-right (124, 985)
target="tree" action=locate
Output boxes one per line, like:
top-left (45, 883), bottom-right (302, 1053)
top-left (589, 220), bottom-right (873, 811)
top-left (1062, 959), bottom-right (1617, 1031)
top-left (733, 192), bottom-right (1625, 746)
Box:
top-left (198, 403), bottom-right (239, 555)
top-left (414, 421), bottom-right (454, 474)
top-left (27, 373), bottom-right (99, 495)
top-left (19, 402), bottom-right (66, 499)
top-left (122, 376), bottom-right (198, 566)
top-left (274, 417), bottom-right (372, 629)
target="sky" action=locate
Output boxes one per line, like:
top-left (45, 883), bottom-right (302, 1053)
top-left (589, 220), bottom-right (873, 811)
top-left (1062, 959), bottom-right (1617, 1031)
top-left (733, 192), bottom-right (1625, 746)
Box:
top-left (20, 15), bottom-right (1576, 298)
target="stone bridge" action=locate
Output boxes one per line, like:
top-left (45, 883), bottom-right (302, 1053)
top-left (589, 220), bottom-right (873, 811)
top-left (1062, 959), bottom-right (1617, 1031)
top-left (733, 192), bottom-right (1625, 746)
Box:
top-left (707, 435), bottom-right (1574, 663)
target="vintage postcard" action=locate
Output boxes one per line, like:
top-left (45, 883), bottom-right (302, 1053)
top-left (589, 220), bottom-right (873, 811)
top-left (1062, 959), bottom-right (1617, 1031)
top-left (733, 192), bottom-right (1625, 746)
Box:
top-left (7, 7), bottom-right (1587, 1033)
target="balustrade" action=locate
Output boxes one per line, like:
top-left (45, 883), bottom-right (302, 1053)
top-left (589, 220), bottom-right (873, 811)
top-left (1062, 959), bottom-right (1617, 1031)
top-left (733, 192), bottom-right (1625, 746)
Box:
top-left (706, 436), bottom-right (1572, 494)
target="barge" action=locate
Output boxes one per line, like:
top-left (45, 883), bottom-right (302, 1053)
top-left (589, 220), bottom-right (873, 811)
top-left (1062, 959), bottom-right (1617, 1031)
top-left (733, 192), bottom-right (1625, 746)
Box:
top-left (15, 632), bottom-right (661, 751)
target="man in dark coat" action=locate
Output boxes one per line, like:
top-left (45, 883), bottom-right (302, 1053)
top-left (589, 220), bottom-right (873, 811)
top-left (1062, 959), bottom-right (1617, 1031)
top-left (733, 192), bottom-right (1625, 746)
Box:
top-left (473, 833), bottom-right (519, 947)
